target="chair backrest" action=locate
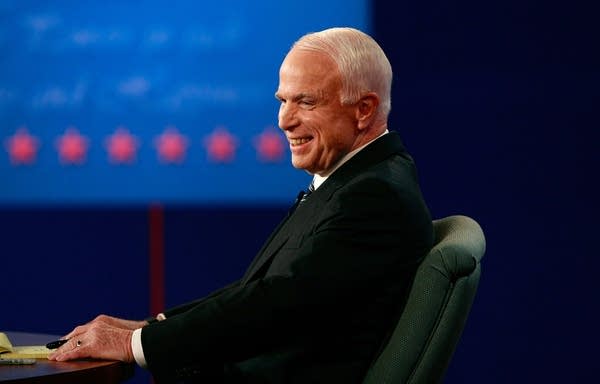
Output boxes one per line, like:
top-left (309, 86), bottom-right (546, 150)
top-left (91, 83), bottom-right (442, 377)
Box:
top-left (363, 215), bottom-right (486, 384)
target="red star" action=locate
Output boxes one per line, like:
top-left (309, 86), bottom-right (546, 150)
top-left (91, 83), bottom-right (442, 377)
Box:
top-left (55, 126), bottom-right (89, 165)
top-left (105, 126), bottom-right (139, 164)
top-left (154, 126), bottom-right (188, 164)
top-left (254, 126), bottom-right (286, 162)
top-left (4, 127), bottom-right (40, 165)
top-left (204, 127), bottom-right (238, 163)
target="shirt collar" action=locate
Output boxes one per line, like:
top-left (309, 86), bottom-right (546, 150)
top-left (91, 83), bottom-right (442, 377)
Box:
top-left (312, 129), bottom-right (389, 190)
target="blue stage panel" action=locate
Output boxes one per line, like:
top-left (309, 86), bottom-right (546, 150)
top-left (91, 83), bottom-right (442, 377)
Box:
top-left (0, 0), bottom-right (370, 204)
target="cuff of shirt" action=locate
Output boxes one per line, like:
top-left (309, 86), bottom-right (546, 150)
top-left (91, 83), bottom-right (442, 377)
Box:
top-left (144, 312), bottom-right (167, 324)
top-left (131, 328), bottom-right (147, 368)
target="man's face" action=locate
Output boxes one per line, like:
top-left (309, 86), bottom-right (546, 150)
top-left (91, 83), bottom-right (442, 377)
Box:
top-left (275, 48), bottom-right (359, 175)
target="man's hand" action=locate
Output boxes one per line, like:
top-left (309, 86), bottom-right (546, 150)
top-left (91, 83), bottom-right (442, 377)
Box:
top-left (48, 315), bottom-right (146, 362)
top-left (65, 314), bottom-right (148, 336)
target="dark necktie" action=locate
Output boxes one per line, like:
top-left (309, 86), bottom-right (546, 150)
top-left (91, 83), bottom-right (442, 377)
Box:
top-left (299, 181), bottom-right (315, 203)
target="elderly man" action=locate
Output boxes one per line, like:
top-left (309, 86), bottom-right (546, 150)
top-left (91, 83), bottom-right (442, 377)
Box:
top-left (50, 27), bottom-right (433, 383)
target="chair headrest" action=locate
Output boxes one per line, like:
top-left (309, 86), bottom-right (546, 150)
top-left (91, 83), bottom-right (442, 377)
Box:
top-left (423, 215), bottom-right (486, 281)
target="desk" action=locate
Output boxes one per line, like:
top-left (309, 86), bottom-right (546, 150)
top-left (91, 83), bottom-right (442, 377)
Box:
top-left (0, 331), bottom-right (134, 383)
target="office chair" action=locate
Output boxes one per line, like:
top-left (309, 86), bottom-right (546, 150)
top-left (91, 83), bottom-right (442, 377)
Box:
top-left (362, 215), bottom-right (486, 384)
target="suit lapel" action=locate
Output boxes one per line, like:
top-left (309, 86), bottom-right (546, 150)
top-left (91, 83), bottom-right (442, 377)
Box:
top-left (320, 132), bottom-right (407, 197)
top-left (241, 132), bottom-right (407, 285)
top-left (241, 192), bottom-right (306, 284)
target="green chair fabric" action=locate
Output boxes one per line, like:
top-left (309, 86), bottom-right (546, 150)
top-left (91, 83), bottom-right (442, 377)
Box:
top-left (362, 215), bottom-right (486, 384)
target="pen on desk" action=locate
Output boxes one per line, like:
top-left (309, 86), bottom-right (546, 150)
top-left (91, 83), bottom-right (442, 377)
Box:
top-left (46, 339), bottom-right (69, 349)
top-left (0, 358), bottom-right (37, 365)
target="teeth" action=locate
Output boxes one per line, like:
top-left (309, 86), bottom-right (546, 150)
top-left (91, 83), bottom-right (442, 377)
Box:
top-left (290, 138), bottom-right (311, 146)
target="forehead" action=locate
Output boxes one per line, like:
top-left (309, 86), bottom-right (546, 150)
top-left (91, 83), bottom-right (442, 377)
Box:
top-left (277, 48), bottom-right (341, 95)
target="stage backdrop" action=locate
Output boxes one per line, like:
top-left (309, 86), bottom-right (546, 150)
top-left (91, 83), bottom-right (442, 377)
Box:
top-left (1, 0), bottom-right (369, 204)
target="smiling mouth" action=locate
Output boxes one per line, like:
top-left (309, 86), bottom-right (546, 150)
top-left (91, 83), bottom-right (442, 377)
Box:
top-left (289, 137), bottom-right (312, 146)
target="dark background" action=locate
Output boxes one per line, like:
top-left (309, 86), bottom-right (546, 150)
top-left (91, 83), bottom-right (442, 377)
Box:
top-left (2, 0), bottom-right (597, 383)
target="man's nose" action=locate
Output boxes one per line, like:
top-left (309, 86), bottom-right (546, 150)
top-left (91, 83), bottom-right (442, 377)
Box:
top-left (278, 103), bottom-right (298, 131)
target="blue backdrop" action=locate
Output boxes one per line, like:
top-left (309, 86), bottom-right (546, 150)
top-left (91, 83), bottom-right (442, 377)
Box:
top-left (1, 0), bottom-right (597, 383)
top-left (1, 0), bottom-right (368, 203)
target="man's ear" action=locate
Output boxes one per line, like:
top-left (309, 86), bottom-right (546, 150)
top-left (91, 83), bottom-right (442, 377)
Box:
top-left (355, 93), bottom-right (380, 130)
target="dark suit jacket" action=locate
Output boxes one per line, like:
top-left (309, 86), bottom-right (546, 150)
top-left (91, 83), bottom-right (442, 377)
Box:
top-left (142, 132), bottom-right (433, 383)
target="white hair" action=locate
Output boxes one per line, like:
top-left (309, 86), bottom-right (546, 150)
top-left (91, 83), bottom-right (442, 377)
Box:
top-left (292, 27), bottom-right (393, 119)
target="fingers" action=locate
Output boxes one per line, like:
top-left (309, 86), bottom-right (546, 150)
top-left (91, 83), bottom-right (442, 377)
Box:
top-left (48, 338), bottom-right (88, 361)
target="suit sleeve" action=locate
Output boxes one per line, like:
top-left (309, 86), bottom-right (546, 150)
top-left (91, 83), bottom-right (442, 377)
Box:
top-left (162, 279), bottom-right (241, 318)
